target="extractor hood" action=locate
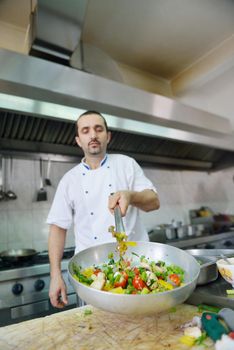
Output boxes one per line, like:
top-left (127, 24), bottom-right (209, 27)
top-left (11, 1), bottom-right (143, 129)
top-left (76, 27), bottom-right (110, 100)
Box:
top-left (0, 48), bottom-right (234, 171)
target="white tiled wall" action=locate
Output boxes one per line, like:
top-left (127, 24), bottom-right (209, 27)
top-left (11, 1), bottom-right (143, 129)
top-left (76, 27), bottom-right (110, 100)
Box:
top-left (141, 166), bottom-right (234, 231)
top-left (0, 159), bottom-right (75, 252)
top-left (0, 158), bottom-right (234, 252)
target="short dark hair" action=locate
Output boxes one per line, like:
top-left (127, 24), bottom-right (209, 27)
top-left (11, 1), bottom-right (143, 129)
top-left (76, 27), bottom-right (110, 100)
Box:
top-left (76, 110), bottom-right (109, 136)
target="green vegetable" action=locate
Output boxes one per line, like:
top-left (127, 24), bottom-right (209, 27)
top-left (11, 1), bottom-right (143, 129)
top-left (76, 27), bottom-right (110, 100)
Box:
top-left (108, 252), bottom-right (114, 259)
top-left (141, 271), bottom-right (148, 282)
top-left (169, 307), bottom-right (177, 313)
top-left (194, 332), bottom-right (207, 345)
top-left (197, 304), bottom-right (220, 313)
top-left (226, 289), bottom-right (234, 295)
top-left (84, 309), bottom-right (92, 316)
top-left (141, 287), bottom-right (149, 294)
top-left (72, 263), bottom-right (93, 285)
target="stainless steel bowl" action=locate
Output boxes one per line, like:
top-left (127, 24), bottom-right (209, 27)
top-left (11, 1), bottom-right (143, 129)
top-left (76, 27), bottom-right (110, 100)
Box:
top-left (68, 242), bottom-right (200, 316)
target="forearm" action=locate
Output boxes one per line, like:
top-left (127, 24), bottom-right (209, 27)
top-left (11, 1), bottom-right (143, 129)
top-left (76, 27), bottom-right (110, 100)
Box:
top-left (48, 224), bottom-right (67, 277)
top-left (109, 189), bottom-right (160, 215)
top-left (129, 189), bottom-right (160, 212)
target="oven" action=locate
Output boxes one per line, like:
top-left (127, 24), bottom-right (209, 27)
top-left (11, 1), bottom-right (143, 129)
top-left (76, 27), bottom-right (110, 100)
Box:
top-left (0, 248), bottom-right (77, 327)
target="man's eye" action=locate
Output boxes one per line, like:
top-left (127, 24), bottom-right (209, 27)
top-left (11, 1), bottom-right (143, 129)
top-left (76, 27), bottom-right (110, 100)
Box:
top-left (81, 128), bottom-right (88, 134)
top-left (96, 127), bottom-right (104, 132)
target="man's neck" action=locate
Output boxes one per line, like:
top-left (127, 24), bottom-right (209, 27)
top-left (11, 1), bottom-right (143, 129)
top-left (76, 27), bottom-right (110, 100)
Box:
top-left (84, 154), bottom-right (106, 169)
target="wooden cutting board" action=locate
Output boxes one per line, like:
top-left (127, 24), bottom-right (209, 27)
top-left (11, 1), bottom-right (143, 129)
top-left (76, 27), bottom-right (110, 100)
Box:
top-left (0, 304), bottom-right (214, 350)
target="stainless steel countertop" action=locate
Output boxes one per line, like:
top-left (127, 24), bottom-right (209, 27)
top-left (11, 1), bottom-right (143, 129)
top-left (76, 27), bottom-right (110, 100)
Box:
top-left (188, 276), bottom-right (234, 309)
top-left (167, 231), bottom-right (234, 249)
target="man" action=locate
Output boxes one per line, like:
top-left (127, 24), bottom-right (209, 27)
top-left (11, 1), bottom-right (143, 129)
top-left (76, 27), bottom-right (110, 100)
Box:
top-left (47, 110), bottom-right (160, 308)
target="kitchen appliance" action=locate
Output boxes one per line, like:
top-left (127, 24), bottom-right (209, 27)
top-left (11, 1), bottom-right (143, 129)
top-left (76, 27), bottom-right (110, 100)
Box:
top-left (0, 49), bottom-right (234, 171)
top-left (68, 241), bottom-right (200, 316)
top-left (0, 247), bottom-right (77, 327)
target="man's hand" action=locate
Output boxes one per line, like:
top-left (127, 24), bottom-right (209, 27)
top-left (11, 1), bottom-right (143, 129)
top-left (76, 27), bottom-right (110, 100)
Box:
top-left (108, 189), bottom-right (160, 216)
top-left (108, 191), bottom-right (132, 216)
top-left (49, 274), bottom-right (68, 309)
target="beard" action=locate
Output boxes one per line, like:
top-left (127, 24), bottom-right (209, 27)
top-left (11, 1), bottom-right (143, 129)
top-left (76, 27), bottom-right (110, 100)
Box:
top-left (88, 141), bottom-right (102, 154)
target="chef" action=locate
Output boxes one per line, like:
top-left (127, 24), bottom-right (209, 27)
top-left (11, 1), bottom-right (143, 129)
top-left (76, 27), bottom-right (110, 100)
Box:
top-left (47, 110), bottom-right (160, 308)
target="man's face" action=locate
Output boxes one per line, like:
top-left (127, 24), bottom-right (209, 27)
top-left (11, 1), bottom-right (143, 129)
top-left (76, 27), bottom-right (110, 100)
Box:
top-left (75, 114), bottom-right (111, 157)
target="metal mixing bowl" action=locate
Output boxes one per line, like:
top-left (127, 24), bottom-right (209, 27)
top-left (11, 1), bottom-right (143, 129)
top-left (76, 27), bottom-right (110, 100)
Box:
top-left (68, 242), bottom-right (200, 316)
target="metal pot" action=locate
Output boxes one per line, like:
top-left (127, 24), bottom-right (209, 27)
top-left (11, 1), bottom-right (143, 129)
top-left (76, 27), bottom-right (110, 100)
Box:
top-left (186, 249), bottom-right (223, 285)
top-left (195, 256), bottom-right (218, 285)
top-left (165, 225), bottom-right (177, 240)
top-left (0, 249), bottom-right (38, 263)
top-left (68, 242), bottom-right (200, 316)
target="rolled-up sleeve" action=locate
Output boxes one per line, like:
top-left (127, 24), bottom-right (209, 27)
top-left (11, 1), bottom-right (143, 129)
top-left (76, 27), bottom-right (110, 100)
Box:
top-left (46, 178), bottom-right (73, 230)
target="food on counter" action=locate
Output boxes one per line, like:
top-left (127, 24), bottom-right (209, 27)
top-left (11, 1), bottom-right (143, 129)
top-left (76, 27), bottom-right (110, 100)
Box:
top-left (72, 252), bottom-right (185, 294)
top-left (216, 258), bottom-right (234, 288)
top-left (215, 334), bottom-right (234, 350)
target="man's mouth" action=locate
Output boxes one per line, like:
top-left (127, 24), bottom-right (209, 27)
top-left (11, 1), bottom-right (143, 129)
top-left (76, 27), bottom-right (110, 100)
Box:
top-left (89, 141), bottom-right (100, 146)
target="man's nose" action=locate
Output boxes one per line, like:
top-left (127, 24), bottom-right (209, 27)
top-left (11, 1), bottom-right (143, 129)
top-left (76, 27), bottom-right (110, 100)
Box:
top-left (90, 129), bottom-right (97, 138)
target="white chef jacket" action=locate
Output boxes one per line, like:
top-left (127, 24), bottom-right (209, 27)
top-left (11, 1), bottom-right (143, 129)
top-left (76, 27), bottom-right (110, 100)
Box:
top-left (47, 154), bottom-right (157, 253)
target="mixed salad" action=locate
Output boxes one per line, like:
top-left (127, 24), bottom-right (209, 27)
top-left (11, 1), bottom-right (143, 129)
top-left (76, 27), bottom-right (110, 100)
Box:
top-left (72, 252), bottom-right (185, 295)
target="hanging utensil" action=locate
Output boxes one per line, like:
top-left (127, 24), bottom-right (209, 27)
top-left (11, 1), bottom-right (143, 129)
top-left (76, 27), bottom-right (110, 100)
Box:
top-left (0, 156), bottom-right (6, 201)
top-left (6, 157), bottom-right (17, 200)
top-left (36, 158), bottom-right (47, 201)
top-left (44, 158), bottom-right (52, 186)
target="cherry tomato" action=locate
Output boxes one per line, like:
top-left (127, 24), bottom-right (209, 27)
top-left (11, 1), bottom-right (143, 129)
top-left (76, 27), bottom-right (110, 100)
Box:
top-left (169, 273), bottom-right (181, 286)
top-left (132, 275), bottom-right (147, 290)
top-left (114, 271), bottom-right (128, 288)
top-left (133, 267), bottom-right (140, 275)
top-left (93, 268), bottom-right (101, 275)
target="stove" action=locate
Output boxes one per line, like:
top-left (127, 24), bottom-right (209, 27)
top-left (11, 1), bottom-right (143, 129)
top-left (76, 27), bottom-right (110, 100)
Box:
top-left (0, 248), bottom-right (77, 327)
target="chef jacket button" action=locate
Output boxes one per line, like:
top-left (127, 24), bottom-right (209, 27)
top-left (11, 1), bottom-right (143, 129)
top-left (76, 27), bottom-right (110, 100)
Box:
top-left (107, 166), bottom-right (110, 169)
top-left (109, 184), bottom-right (112, 187)
top-left (94, 236), bottom-right (97, 240)
top-left (85, 190), bottom-right (88, 194)
top-left (82, 173), bottom-right (85, 176)
top-left (90, 212), bottom-right (94, 215)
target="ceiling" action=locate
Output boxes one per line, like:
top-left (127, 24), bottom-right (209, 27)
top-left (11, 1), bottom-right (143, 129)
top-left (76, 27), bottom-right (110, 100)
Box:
top-left (0, 0), bottom-right (233, 85)
top-left (82, 0), bottom-right (234, 80)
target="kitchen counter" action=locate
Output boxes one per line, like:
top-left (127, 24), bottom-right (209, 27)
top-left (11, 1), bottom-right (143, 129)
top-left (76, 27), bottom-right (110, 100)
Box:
top-left (167, 231), bottom-right (234, 249)
top-left (0, 303), bottom-right (214, 350)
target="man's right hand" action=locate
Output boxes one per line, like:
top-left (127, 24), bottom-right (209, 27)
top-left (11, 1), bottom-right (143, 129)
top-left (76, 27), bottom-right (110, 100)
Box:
top-left (49, 274), bottom-right (68, 308)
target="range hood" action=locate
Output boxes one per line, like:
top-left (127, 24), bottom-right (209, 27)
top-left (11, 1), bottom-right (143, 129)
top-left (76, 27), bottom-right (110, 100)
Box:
top-left (0, 48), bottom-right (234, 171)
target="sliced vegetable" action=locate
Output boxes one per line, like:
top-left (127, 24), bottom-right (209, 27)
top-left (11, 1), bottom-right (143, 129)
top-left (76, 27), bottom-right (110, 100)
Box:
top-left (179, 335), bottom-right (195, 346)
top-left (132, 275), bottom-right (147, 290)
top-left (109, 287), bottom-right (124, 294)
top-left (169, 273), bottom-right (181, 286)
top-left (114, 271), bottom-right (128, 288)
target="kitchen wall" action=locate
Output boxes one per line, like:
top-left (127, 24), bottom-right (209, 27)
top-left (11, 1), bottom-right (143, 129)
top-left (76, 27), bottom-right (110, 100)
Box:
top-left (0, 158), bottom-right (233, 252)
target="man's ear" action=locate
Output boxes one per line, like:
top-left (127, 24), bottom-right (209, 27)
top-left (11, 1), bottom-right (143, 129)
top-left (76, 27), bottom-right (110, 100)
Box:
top-left (75, 136), bottom-right (82, 148)
top-left (107, 131), bottom-right (111, 144)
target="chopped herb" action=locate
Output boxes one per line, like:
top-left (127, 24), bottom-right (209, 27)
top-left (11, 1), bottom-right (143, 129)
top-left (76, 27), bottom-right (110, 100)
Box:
top-left (84, 309), bottom-right (92, 316)
top-left (194, 332), bottom-right (207, 345)
top-left (169, 307), bottom-right (177, 313)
